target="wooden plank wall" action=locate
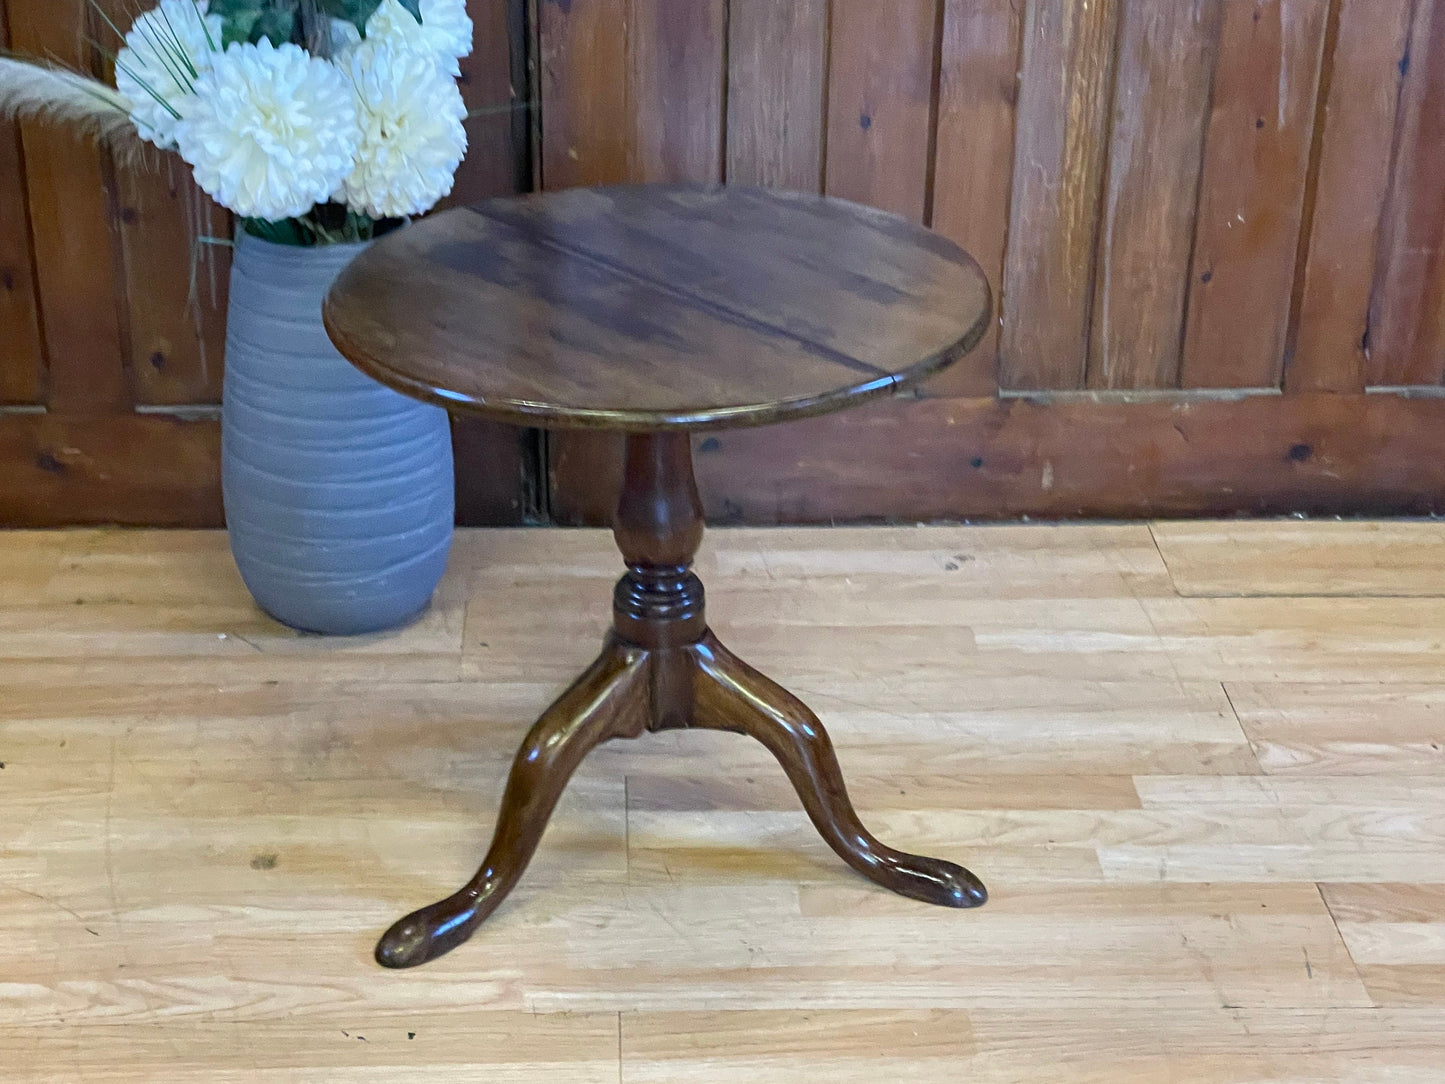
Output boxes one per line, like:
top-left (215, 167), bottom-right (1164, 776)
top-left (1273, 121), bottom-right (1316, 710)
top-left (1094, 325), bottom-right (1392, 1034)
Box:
top-left (5, 0), bottom-right (1445, 525)
top-left (0, 0), bottom-right (44, 408)
top-left (1369, 0), bottom-right (1445, 387)
top-left (0, 0), bottom-right (534, 527)
top-left (541, 0), bottom-right (1445, 524)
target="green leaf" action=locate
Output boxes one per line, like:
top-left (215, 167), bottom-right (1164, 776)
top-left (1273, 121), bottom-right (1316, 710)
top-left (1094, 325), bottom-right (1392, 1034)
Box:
top-left (221, 14), bottom-right (260, 46)
top-left (242, 216), bottom-right (310, 245)
top-left (208, 0), bottom-right (271, 16)
top-left (250, 7), bottom-right (297, 45)
top-left (207, 0), bottom-right (265, 47)
top-left (314, 0), bottom-right (379, 26)
top-left (314, 0), bottom-right (421, 34)
top-left (210, 0), bottom-right (423, 47)
top-left (208, 1), bottom-right (303, 47)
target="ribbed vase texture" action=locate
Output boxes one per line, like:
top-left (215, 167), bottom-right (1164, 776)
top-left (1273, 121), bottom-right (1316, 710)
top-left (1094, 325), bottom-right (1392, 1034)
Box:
top-left (222, 232), bottom-right (454, 635)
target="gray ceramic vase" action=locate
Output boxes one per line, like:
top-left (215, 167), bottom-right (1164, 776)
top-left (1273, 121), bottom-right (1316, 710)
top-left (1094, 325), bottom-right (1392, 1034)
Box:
top-left (222, 231), bottom-right (454, 635)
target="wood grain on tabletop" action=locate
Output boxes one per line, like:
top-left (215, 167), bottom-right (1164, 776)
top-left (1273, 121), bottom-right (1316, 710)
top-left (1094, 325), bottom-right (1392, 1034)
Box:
top-left (322, 185), bottom-right (990, 431)
top-left (3, 520), bottom-right (1445, 1079)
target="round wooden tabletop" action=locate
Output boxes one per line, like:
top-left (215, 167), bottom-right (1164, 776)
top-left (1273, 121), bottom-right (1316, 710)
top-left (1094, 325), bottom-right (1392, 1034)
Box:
top-left (323, 185), bottom-right (991, 432)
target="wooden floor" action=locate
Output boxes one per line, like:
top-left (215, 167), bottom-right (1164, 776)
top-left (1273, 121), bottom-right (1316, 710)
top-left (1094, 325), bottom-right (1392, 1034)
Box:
top-left (3, 522), bottom-right (1445, 1081)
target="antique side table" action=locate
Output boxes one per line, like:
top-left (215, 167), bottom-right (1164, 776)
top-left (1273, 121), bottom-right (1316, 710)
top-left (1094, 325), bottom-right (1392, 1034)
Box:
top-left (324, 184), bottom-right (992, 968)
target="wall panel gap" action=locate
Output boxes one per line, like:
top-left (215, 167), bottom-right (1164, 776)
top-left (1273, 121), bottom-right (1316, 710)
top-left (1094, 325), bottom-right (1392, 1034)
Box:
top-left (1282, 0), bottom-right (1347, 387)
top-left (718, 0), bottom-right (731, 183)
top-left (818, 0), bottom-right (833, 194)
top-left (922, 0), bottom-right (947, 228)
top-left (1174, 1), bottom-right (1228, 391)
top-left (1078, 0), bottom-right (1131, 387)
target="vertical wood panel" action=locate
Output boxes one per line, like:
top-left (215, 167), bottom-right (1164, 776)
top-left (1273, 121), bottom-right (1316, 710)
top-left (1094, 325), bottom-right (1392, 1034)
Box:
top-left (725, 0), bottom-right (828, 191)
top-left (537, 0), bottom-right (724, 189)
top-left (549, 428), bottom-right (623, 525)
top-left (449, 0), bottom-right (529, 203)
top-left (452, 417), bottom-right (535, 525)
top-left (0, 1), bottom-right (44, 405)
top-left (1180, 0), bottom-right (1330, 389)
top-left (447, 0), bottom-right (538, 526)
top-left (1001, 0), bottom-right (1122, 390)
top-left (115, 162), bottom-right (229, 405)
top-left (629, 0), bottom-right (727, 184)
top-left (1366, 0), bottom-right (1445, 387)
top-left (823, 0), bottom-right (942, 222)
top-left (1087, 0), bottom-right (1221, 390)
top-left (546, 0), bottom-right (727, 523)
top-left (1288, 0), bottom-right (1412, 393)
top-left (538, 0), bottom-right (631, 188)
top-left (82, 0), bottom-right (227, 408)
top-left (927, 0), bottom-right (1023, 397)
top-left (8, 0), bottom-right (131, 413)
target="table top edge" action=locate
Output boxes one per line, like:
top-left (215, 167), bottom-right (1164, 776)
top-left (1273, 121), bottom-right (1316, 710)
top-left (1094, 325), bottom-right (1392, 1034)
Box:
top-left (323, 286), bottom-right (993, 432)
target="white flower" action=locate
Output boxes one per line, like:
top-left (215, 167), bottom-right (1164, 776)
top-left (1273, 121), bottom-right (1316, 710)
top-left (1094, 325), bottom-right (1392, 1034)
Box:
top-left (341, 39), bottom-right (467, 218)
top-left (175, 40), bottom-right (359, 221)
top-left (365, 0), bottom-right (473, 76)
top-left (329, 18), bottom-right (364, 56)
top-left (114, 0), bottom-right (223, 148)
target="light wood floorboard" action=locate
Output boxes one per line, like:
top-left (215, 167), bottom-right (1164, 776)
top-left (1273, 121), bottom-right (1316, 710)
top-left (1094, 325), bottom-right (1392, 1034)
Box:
top-left (1, 522), bottom-right (1443, 1079)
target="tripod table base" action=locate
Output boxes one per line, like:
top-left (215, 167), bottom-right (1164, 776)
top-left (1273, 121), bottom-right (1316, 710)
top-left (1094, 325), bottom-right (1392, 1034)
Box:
top-left (375, 630), bottom-right (987, 969)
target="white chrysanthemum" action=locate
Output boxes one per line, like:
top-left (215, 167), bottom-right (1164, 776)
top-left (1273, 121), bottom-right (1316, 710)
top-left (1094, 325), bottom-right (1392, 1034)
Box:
top-left (329, 17), bottom-right (363, 56)
top-left (115, 0), bottom-right (223, 148)
top-left (175, 40), bottom-right (360, 221)
top-left (341, 40), bottom-right (467, 218)
top-left (365, 0), bottom-right (473, 76)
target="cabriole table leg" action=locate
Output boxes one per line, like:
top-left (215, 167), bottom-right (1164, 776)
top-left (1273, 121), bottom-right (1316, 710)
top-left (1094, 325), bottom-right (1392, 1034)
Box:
top-left (374, 636), bottom-right (649, 968)
top-left (686, 631), bottom-right (986, 908)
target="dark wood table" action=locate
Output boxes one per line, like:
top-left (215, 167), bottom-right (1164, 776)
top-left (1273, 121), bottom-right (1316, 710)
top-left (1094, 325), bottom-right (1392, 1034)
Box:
top-left (324, 184), bottom-right (993, 968)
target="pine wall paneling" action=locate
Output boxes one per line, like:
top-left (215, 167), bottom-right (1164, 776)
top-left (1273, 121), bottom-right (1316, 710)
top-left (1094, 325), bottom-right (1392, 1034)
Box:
top-left (0, 0), bottom-right (532, 526)
top-left (5, 0), bottom-right (1445, 525)
top-left (0, 0), bottom-right (44, 407)
top-left (540, 0), bottom-right (1445, 524)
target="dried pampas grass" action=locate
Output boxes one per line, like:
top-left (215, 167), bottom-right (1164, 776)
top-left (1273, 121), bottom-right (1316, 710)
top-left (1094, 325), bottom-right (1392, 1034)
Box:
top-left (0, 57), bottom-right (141, 154)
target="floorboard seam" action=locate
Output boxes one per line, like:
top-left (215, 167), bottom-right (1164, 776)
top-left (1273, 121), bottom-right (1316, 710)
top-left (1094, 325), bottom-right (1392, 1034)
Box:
top-left (1219, 682), bottom-right (1268, 776)
top-left (1146, 522), bottom-right (1185, 598)
top-left (1315, 882), bottom-right (1375, 1006)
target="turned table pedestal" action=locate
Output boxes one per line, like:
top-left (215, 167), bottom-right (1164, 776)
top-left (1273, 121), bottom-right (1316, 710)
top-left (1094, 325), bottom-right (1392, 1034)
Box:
top-left (324, 184), bottom-right (992, 968)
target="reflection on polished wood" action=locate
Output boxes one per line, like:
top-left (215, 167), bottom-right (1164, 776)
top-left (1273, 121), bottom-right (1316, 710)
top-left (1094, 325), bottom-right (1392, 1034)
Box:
top-left (323, 185), bottom-right (991, 430)
top-left (374, 634), bottom-right (651, 968)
